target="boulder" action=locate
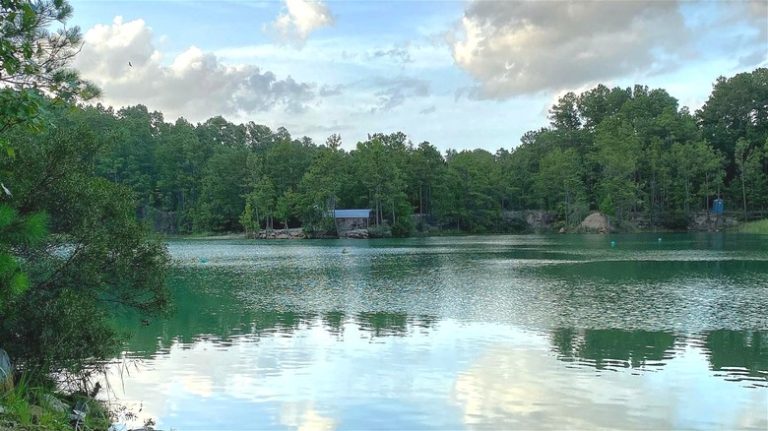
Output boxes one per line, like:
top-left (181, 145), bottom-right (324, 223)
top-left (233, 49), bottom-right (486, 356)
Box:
top-left (579, 212), bottom-right (612, 234)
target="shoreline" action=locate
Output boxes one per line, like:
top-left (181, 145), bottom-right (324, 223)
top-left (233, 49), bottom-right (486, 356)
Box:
top-left (159, 212), bottom-right (767, 241)
top-left (160, 228), bottom-right (766, 242)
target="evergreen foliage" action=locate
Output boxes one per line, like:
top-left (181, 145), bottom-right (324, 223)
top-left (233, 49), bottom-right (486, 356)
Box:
top-left (46, 68), bottom-right (766, 235)
top-left (1, 0), bottom-right (168, 387)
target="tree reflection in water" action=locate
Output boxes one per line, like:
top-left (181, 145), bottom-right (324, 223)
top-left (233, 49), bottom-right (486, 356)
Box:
top-left (550, 327), bottom-right (767, 387)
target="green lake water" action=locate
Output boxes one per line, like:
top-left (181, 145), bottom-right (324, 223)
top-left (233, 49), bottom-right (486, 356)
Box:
top-left (107, 233), bottom-right (768, 429)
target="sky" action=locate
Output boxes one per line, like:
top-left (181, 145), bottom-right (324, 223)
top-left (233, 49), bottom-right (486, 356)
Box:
top-left (67, 0), bottom-right (768, 151)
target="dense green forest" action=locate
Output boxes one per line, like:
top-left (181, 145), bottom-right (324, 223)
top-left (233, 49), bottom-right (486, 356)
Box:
top-left (21, 68), bottom-right (765, 236)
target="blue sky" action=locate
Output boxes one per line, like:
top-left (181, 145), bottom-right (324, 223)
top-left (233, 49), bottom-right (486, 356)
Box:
top-left (68, 0), bottom-right (767, 151)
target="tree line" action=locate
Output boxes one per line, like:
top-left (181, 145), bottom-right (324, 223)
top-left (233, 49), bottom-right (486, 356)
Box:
top-left (56, 68), bottom-right (768, 235)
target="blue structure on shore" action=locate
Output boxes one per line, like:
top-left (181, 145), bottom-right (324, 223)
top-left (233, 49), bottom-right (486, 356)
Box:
top-left (712, 198), bottom-right (724, 215)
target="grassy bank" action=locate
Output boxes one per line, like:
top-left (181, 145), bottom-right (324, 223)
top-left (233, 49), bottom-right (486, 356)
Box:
top-left (737, 219), bottom-right (768, 234)
top-left (0, 376), bottom-right (111, 431)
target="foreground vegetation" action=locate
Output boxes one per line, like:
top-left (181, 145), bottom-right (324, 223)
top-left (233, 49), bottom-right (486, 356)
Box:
top-left (0, 373), bottom-right (111, 430)
top-left (1, 0), bottom-right (168, 426)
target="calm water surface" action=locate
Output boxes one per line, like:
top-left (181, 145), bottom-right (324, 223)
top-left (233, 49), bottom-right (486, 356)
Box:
top-left (107, 234), bottom-right (768, 429)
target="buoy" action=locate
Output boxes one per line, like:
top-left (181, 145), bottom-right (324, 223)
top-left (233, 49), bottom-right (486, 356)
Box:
top-left (199, 258), bottom-right (208, 264)
top-left (610, 240), bottom-right (616, 248)
top-left (658, 237), bottom-right (662, 242)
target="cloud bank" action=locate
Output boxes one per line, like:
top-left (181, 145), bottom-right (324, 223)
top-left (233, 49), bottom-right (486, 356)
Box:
top-left (451, 0), bottom-right (767, 99)
top-left (75, 17), bottom-right (317, 121)
top-left (452, 1), bottom-right (690, 99)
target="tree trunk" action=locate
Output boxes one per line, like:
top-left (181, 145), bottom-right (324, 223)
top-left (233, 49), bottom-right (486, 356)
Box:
top-left (704, 173), bottom-right (710, 221)
top-left (419, 186), bottom-right (423, 215)
top-left (426, 185), bottom-right (431, 216)
top-left (741, 172), bottom-right (748, 221)
top-left (563, 180), bottom-right (568, 227)
top-left (650, 172), bottom-right (656, 228)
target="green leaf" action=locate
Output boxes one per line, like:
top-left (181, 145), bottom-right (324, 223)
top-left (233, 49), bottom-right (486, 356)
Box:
top-left (22, 211), bottom-right (49, 244)
top-left (10, 271), bottom-right (29, 296)
top-left (22, 3), bottom-right (36, 26)
top-left (0, 204), bottom-right (17, 228)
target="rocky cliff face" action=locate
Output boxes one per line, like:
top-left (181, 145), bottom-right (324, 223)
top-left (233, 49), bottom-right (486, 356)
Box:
top-left (501, 210), bottom-right (556, 232)
top-left (688, 211), bottom-right (738, 231)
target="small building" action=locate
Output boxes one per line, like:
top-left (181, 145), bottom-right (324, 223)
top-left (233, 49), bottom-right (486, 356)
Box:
top-left (334, 209), bottom-right (373, 234)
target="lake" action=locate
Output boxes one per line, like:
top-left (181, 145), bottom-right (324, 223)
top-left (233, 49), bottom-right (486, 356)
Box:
top-left (107, 233), bottom-right (768, 429)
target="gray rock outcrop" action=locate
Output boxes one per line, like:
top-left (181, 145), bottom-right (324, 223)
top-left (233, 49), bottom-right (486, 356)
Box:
top-left (501, 210), bottom-right (556, 232)
top-left (256, 228), bottom-right (306, 239)
top-left (579, 212), bottom-right (612, 233)
top-left (688, 211), bottom-right (738, 231)
top-left (340, 229), bottom-right (369, 239)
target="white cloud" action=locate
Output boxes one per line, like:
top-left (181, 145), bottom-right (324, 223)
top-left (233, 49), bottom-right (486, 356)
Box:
top-left (452, 1), bottom-right (692, 99)
top-left (452, 1), bottom-right (768, 99)
top-left (75, 17), bottom-right (316, 121)
top-left (269, 0), bottom-right (334, 47)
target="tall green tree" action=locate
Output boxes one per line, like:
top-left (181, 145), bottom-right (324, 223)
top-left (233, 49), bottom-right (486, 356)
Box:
top-left (194, 146), bottom-right (250, 232)
top-left (0, 104), bottom-right (169, 377)
top-left (435, 149), bottom-right (501, 232)
top-left (0, 0), bottom-right (99, 149)
top-left (409, 141), bottom-right (444, 216)
top-left (697, 68), bottom-right (768, 175)
top-left (352, 136), bottom-right (406, 226)
top-left (734, 138), bottom-right (768, 219)
top-left (593, 116), bottom-right (641, 222)
top-left (533, 147), bottom-right (587, 226)
top-left (248, 176), bottom-right (276, 231)
top-left (1, 0), bottom-right (100, 313)
top-left (297, 135), bottom-right (347, 232)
